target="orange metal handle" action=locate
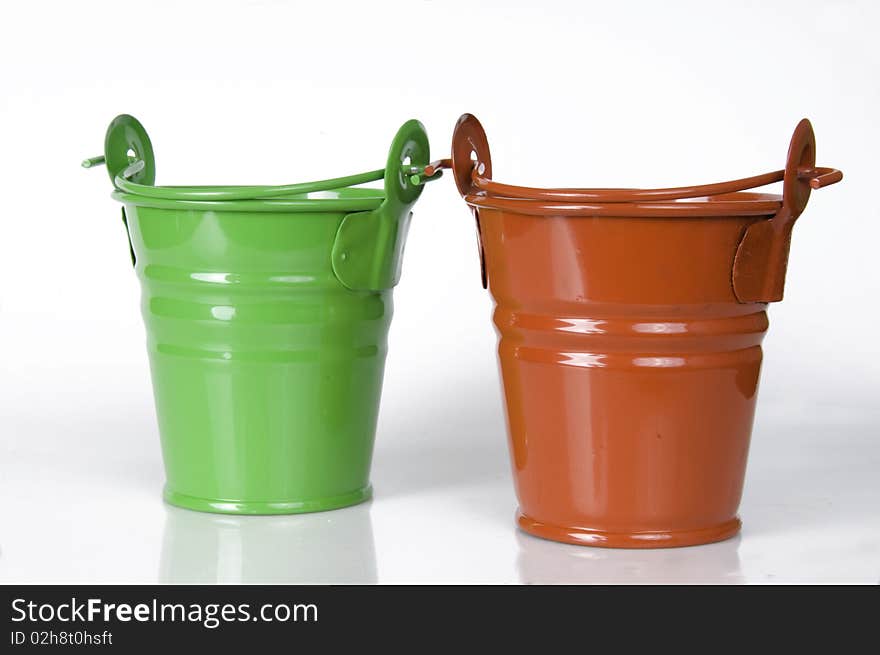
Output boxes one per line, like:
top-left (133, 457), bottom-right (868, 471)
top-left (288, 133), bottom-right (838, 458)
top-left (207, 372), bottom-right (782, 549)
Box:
top-left (445, 116), bottom-right (841, 206)
top-left (468, 164), bottom-right (842, 202)
top-left (448, 155), bottom-right (842, 205)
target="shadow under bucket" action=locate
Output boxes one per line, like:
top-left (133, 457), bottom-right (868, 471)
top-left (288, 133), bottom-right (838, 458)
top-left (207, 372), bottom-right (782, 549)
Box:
top-left (85, 115), bottom-right (434, 514)
top-left (444, 114), bottom-right (842, 548)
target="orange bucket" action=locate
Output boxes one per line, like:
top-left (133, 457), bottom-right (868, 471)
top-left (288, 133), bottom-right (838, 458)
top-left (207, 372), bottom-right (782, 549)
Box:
top-left (442, 114), bottom-right (842, 548)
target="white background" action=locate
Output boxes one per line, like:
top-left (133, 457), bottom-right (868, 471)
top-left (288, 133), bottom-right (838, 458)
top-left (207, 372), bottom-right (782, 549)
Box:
top-left (0, 0), bottom-right (877, 583)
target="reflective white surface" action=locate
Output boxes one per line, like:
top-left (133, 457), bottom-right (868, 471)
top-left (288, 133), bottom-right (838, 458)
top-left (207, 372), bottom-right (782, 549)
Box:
top-left (1, 0), bottom-right (879, 584)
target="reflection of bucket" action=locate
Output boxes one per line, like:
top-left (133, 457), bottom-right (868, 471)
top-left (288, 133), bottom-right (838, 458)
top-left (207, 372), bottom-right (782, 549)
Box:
top-left (85, 115), bottom-right (432, 514)
top-left (160, 504), bottom-right (377, 584)
top-left (447, 114), bottom-right (842, 548)
top-left (516, 532), bottom-right (743, 584)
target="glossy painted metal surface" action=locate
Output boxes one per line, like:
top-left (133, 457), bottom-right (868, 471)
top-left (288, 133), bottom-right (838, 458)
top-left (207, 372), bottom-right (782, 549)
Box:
top-left (86, 115), bottom-right (430, 514)
top-left (448, 114), bottom-right (841, 548)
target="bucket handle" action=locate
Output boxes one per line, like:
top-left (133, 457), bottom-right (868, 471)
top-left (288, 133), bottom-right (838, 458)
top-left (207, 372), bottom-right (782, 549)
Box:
top-left (82, 114), bottom-right (388, 199)
top-left (732, 119), bottom-right (841, 303)
top-left (82, 114), bottom-right (441, 202)
top-left (429, 117), bottom-right (842, 206)
top-left (446, 156), bottom-right (840, 205)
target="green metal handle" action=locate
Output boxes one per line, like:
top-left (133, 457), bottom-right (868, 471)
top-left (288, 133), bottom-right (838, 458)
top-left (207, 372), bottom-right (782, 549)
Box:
top-left (83, 114), bottom-right (440, 208)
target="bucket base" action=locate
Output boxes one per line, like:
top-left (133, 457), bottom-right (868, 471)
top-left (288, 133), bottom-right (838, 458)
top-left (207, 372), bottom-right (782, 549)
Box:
top-left (163, 485), bottom-right (372, 516)
top-left (517, 512), bottom-right (741, 549)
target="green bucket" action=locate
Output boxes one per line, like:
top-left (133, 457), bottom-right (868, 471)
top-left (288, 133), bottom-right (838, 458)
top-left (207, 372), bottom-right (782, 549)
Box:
top-left (85, 115), bottom-right (437, 514)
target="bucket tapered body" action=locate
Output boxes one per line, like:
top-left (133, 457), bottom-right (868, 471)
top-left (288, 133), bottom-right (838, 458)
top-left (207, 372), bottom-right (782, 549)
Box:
top-left (481, 209), bottom-right (767, 547)
top-left (448, 113), bottom-right (840, 547)
top-left (126, 203), bottom-right (390, 514)
top-left (88, 115), bottom-right (430, 515)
